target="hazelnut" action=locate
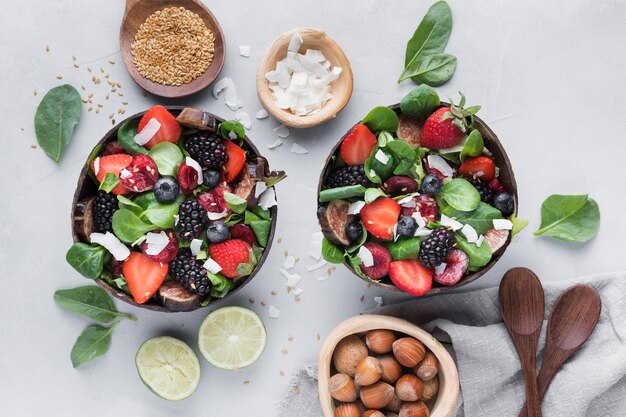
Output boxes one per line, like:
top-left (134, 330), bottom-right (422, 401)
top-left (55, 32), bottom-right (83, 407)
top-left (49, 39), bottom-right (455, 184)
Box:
top-left (385, 392), bottom-right (403, 413)
top-left (355, 356), bottom-right (383, 386)
top-left (399, 401), bottom-right (430, 417)
top-left (392, 338), bottom-right (425, 368)
top-left (414, 353), bottom-right (438, 381)
top-left (365, 330), bottom-right (396, 354)
top-left (334, 403), bottom-right (361, 417)
top-left (421, 376), bottom-right (438, 401)
top-left (395, 374), bottom-right (424, 402)
top-left (378, 355), bottom-right (403, 384)
top-left (363, 411), bottom-right (386, 417)
top-left (360, 381), bottom-right (395, 409)
top-left (333, 335), bottom-right (369, 377)
top-left (329, 373), bottom-right (357, 402)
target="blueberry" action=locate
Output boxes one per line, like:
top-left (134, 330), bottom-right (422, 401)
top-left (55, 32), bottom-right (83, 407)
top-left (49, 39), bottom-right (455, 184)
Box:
top-left (397, 215), bottom-right (418, 237)
top-left (206, 221), bottom-right (229, 243)
top-left (493, 192), bottom-right (514, 216)
top-left (345, 222), bottom-right (363, 243)
top-left (421, 174), bottom-right (442, 195)
top-left (203, 169), bottom-right (221, 189)
top-left (154, 177), bottom-right (180, 203)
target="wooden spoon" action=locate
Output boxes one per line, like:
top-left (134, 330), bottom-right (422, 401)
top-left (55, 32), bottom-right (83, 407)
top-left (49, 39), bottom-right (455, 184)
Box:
top-left (517, 284), bottom-right (601, 417)
top-left (499, 267), bottom-right (545, 417)
top-left (119, 0), bottom-right (225, 98)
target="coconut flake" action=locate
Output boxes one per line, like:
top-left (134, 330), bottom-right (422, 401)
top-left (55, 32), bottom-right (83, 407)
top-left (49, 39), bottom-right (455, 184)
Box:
top-left (213, 77), bottom-right (242, 110)
top-left (493, 219), bottom-right (513, 230)
top-left (207, 210), bottom-right (228, 220)
top-left (228, 131), bottom-right (238, 140)
top-left (268, 305), bottom-right (281, 319)
top-left (255, 109), bottom-right (269, 119)
top-left (435, 262), bottom-right (447, 275)
top-left (267, 139), bottom-right (283, 149)
top-left (203, 257), bottom-right (222, 274)
top-left (414, 227), bottom-right (433, 237)
top-left (288, 32), bottom-right (303, 52)
top-left (190, 239), bottom-right (203, 256)
top-left (348, 201), bottom-right (366, 215)
top-left (310, 232), bottom-right (324, 260)
top-left (290, 143), bottom-right (308, 154)
top-left (375, 149), bottom-right (390, 164)
top-left (239, 45), bottom-right (250, 57)
top-left (292, 288), bottom-right (304, 296)
top-left (358, 246), bottom-right (374, 267)
top-left (374, 296), bottom-right (384, 308)
top-left (146, 231), bottom-right (169, 245)
top-left (410, 213), bottom-right (426, 228)
top-left (173, 215), bottom-right (179, 226)
top-left (427, 155), bottom-right (454, 178)
top-left (212, 77), bottom-right (231, 98)
top-left (93, 157), bottom-right (100, 175)
top-left (306, 259), bottom-right (328, 271)
top-left (282, 256), bottom-right (296, 270)
top-left (370, 169), bottom-right (377, 178)
top-left (476, 235), bottom-right (485, 247)
top-left (134, 118), bottom-right (161, 146)
top-left (317, 275), bottom-right (329, 281)
top-left (440, 214), bottom-right (464, 231)
top-left (235, 112), bottom-right (251, 129)
top-left (280, 268), bottom-right (302, 288)
top-left (119, 168), bottom-right (132, 179)
top-left (274, 124), bottom-right (290, 138)
top-left (397, 193), bottom-right (420, 206)
top-left (258, 187), bottom-right (277, 210)
top-left (439, 145), bottom-right (464, 154)
top-left (185, 157), bottom-right (203, 185)
top-left (461, 224), bottom-right (479, 243)
top-left (90, 232), bottom-right (130, 261)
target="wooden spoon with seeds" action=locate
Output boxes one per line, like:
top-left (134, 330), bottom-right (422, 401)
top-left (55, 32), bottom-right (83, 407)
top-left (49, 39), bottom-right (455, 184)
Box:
top-left (119, 0), bottom-right (225, 98)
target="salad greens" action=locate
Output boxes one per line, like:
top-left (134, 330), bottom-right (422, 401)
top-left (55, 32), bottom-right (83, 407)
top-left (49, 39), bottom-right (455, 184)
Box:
top-left (70, 322), bottom-right (119, 368)
top-left (460, 129), bottom-right (484, 161)
top-left (98, 173), bottom-right (120, 193)
top-left (322, 237), bottom-right (345, 264)
top-left (439, 178), bottom-right (480, 211)
top-left (117, 119), bottom-right (148, 155)
top-left (319, 185), bottom-right (367, 202)
top-left (439, 200), bottom-right (502, 235)
top-left (54, 286), bottom-right (136, 323)
top-left (66, 243), bottom-right (110, 279)
top-left (534, 194), bottom-right (600, 242)
top-left (363, 106), bottom-right (400, 132)
top-left (400, 85), bottom-right (441, 121)
top-left (386, 238), bottom-right (421, 261)
top-left (147, 142), bottom-right (184, 176)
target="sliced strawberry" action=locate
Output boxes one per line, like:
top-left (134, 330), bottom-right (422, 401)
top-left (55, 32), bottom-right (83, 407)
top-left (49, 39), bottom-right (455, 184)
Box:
top-left (488, 178), bottom-right (507, 193)
top-left (360, 197), bottom-right (401, 240)
top-left (484, 228), bottom-right (509, 254)
top-left (401, 195), bottom-right (438, 225)
top-left (222, 140), bottom-right (246, 183)
top-left (230, 223), bottom-right (258, 246)
top-left (122, 252), bottom-right (168, 304)
top-left (359, 242), bottom-right (392, 280)
top-left (419, 107), bottom-right (465, 150)
top-left (459, 156), bottom-right (496, 182)
top-left (119, 154), bottom-right (159, 192)
top-left (209, 239), bottom-right (251, 279)
top-left (197, 184), bottom-right (232, 216)
top-left (138, 105), bottom-right (182, 149)
top-left (140, 229), bottom-right (179, 263)
top-left (340, 124), bottom-right (377, 165)
top-left (434, 249), bottom-right (469, 286)
top-left (91, 154), bottom-right (133, 195)
top-left (177, 162), bottom-right (199, 196)
top-left (102, 141), bottom-right (125, 155)
top-left (389, 259), bottom-right (433, 296)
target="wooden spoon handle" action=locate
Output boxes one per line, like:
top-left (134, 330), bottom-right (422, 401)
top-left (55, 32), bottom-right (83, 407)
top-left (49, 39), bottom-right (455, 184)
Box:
top-left (520, 353), bottom-right (542, 417)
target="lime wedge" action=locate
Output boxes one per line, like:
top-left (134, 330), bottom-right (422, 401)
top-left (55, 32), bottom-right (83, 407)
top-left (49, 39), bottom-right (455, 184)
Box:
top-left (135, 336), bottom-right (201, 401)
top-left (198, 306), bottom-right (267, 370)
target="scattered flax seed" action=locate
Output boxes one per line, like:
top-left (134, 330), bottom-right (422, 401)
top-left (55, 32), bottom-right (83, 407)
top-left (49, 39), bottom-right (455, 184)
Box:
top-left (295, 387), bottom-right (301, 396)
top-left (45, 45), bottom-right (50, 52)
top-left (100, 67), bottom-right (104, 73)
top-left (97, 103), bottom-right (103, 108)
top-left (112, 119), bottom-right (115, 125)
top-left (105, 94), bottom-right (110, 100)
top-left (287, 287), bottom-right (292, 294)
top-left (56, 75), bottom-right (63, 80)
top-left (95, 108), bottom-right (100, 114)
top-left (118, 108), bottom-right (124, 114)
top-left (281, 349), bottom-right (288, 355)
top-left (288, 336), bottom-right (294, 342)
top-left (21, 127), bottom-right (24, 131)
top-left (279, 370), bottom-right (285, 377)
top-left (111, 88), bottom-right (117, 93)
top-left (104, 73), bottom-right (110, 79)
top-left (277, 237), bottom-right (283, 243)
top-left (30, 144), bottom-right (37, 149)
top-left (122, 100), bottom-right (128, 105)
top-left (33, 89), bottom-right (38, 96)
top-left (260, 301), bottom-right (267, 307)
top-left (88, 93), bottom-right (94, 98)
top-left (271, 291), bottom-right (277, 296)
top-left (284, 250), bottom-right (289, 257)
top-left (116, 82), bottom-right (122, 88)
top-left (118, 92), bottom-right (124, 97)
top-left (243, 380), bottom-right (250, 385)
top-left (109, 111), bottom-right (114, 118)
top-left (82, 98), bottom-right (88, 103)
top-left (360, 295), bottom-right (365, 302)
top-left (72, 55), bottom-right (76, 61)
top-left (248, 298), bottom-right (255, 304)
top-left (87, 66), bottom-right (92, 72)
top-left (80, 85), bottom-right (86, 91)
top-left (316, 334), bottom-right (320, 341)
top-left (88, 106), bottom-right (93, 111)
top-left (108, 60), bottom-right (115, 65)
top-left (73, 63), bottom-right (79, 69)
top-left (295, 296), bottom-right (301, 302)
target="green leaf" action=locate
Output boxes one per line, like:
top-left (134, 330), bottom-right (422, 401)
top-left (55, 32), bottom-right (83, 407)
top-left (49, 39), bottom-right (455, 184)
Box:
top-left (116, 195), bottom-right (143, 215)
top-left (377, 131), bottom-right (394, 147)
top-left (400, 53), bottom-right (457, 85)
top-left (400, 85), bottom-right (441, 121)
top-left (70, 322), bottom-right (119, 368)
top-left (244, 210), bottom-right (263, 224)
top-left (112, 209), bottom-right (156, 242)
top-left (439, 178), bottom-right (480, 212)
top-left (362, 107), bottom-right (400, 132)
top-left (365, 188), bottom-right (387, 204)
top-left (385, 238), bottom-right (421, 261)
top-left (66, 243), bottom-right (108, 279)
top-left (34, 84), bottom-right (82, 163)
top-left (249, 206), bottom-right (271, 221)
top-left (133, 193), bottom-right (184, 228)
top-left (510, 214), bottom-right (529, 239)
top-left (54, 286), bottom-right (135, 323)
top-left (345, 254), bottom-right (369, 280)
top-left (319, 185), bottom-right (367, 203)
top-left (460, 129), bottom-right (484, 162)
top-left (322, 238), bottom-right (344, 264)
top-left (116, 119), bottom-right (148, 155)
top-left (250, 220), bottom-right (271, 247)
top-left (534, 195), bottom-right (600, 242)
top-left (262, 171), bottom-right (287, 187)
top-left (455, 234), bottom-right (492, 268)
top-left (208, 272), bottom-right (235, 298)
top-left (223, 192), bottom-right (247, 214)
top-left (235, 248), bottom-right (259, 277)
top-left (98, 173), bottom-right (119, 193)
top-left (218, 120), bottom-right (245, 139)
top-left (365, 147), bottom-right (395, 184)
top-left (387, 140), bottom-right (418, 175)
top-left (147, 142), bottom-right (184, 176)
top-left (86, 144), bottom-right (103, 184)
top-left (439, 200), bottom-right (502, 235)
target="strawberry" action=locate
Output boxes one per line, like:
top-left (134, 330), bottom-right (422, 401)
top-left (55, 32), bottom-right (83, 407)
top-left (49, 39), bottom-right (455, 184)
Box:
top-left (137, 105), bottom-right (181, 149)
top-left (389, 260), bottom-right (433, 296)
top-left (459, 156), bottom-right (496, 182)
top-left (401, 195), bottom-right (438, 225)
top-left (119, 154), bottom-right (159, 192)
top-left (197, 184), bottom-right (232, 215)
top-left (433, 249), bottom-right (469, 286)
top-left (419, 107), bottom-right (465, 150)
top-left (209, 239), bottom-right (251, 279)
top-left (360, 197), bottom-right (401, 240)
top-left (91, 154), bottom-right (133, 195)
top-left (140, 229), bottom-right (178, 263)
top-left (222, 140), bottom-right (246, 183)
top-left (340, 124), bottom-right (377, 165)
top-left (122, 252), bottom-right (168, 304)
top-left (230, 223), bottom-right (258, 246)
top-left (358, 242), bottom-right (392, 280)
top-left (177, 162), bottom-right (199, 195)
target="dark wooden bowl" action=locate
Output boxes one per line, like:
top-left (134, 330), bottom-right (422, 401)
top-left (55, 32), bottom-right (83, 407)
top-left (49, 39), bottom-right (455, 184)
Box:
top-left (317, 103), bottom-right (518, 296)
top-left (71, 106), bottom-right (277, 312)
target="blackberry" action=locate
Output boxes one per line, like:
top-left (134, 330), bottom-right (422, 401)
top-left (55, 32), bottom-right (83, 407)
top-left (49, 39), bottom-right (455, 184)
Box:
top-left (327, 165), bottom-right (373, 188)
top-left (183, 132), bottom-right (227, 170)
top-left (470, 178), bottom-right (494, 204)
top-left (93, 191), bottom-right (118, 233)
top-left (419, 227), bottom-right (455, 268)
top-left (169, 253), bottom-right (212, 296)
top-left (177, 199), bottom-right (207, 241)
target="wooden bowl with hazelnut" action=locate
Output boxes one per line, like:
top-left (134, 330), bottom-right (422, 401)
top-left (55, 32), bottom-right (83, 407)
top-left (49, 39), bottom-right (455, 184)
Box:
top-left (318, 315), bottom-right (459, 417)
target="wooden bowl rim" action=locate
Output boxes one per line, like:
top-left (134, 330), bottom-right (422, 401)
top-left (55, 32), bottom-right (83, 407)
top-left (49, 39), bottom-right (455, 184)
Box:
top-left (256, 27), bottom-right (354, 129)
top-left (316, 103), bottom-right (518, 296)
top-left (71, 106), bottom-right (278, 312)
top-left (317, 314), bottom-right (460, 417)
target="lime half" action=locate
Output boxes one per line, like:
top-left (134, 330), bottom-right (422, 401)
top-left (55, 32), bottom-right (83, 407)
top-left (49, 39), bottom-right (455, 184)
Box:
top-left (198, 306), bottom-right (267, 370)
top-left (135, 336), bottom-right (201, 401)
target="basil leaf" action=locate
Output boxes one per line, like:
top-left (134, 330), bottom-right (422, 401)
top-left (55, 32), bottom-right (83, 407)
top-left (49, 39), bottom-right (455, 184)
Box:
top-left (400, 85), bottom-right (441, 121)
top-left (510, 214), bottom-right (529, 239)
top-left (66, 243), bottom-right (108, 279)
top-left (534, 194), bottom-right (600, 242)
top-left (386, 140), bottom-right (418, 175)
top-left (439, 178), bottom-right (480, 212)
top-left (34, 84), bottom-right (82, 163)
top-left (112, 209), bottom-right (156, 242)
top-left (250, 220), bottom-right (271, 247)
top-left (147, 142), bottom-right (184, 176)
top-left (54, 286), bottom-right (135, 323)
top-left (208, 272), bottom-right (235, 298)
top-left (70, 322), bottom-right (119, 368)
top-left (98, 173), bottom-right (119, 193)
top-left (218, 120), bottom-right (245, 139)
top-left (319, 185), bottom-right (367, 203)
top-left (400, 53), bottom-right (457, 85)
top-left (365, 188), bottom-right (387, 204)
top-left (322, 238), bottom-right (344, 264)
top-left (116, 119), bottom-right (147, 155)
top-left (460, 129), bottom-right (484, 162)
top-left (455, 234), bottom-right (492, 268)
top-left (224, 192), bottom-right (247, 214)
top-left (363, 107), bottom-right (399, 132)
top-left (385, 238), bottom-right (421, 261)
top-left (439, 200), bottom-right (502, 235)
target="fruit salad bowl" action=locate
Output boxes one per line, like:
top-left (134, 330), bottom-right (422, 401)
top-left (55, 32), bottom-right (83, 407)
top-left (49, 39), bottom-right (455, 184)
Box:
top-left (317, 91), bottom-right (517, 297)
top-left (70, 106), bottom-right (282, 312)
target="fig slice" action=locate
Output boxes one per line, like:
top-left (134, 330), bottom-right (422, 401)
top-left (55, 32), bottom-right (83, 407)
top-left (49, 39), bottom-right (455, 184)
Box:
top-left (176, 107), bottom-right (217, 132)
top-left (73, 196), bottom-right (96, 242)
top-left (397, 114), bottom-right (422, 148)
top-left (484, 228), bottom-right (510, 254)
top-left (158, 280), bottom-right (200, 311)
top-left (233, 163), bottom-right (257, 208)
top-left (317, 200), bottom-right (355, 246)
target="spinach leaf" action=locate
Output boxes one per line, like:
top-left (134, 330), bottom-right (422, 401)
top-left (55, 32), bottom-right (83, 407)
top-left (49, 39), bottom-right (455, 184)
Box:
top-left (250, 220), bottom-right (271, 247)
top-left (455, 234), bottom-right (492, 268)
top-left (386, 238), bottom-right (421, 260)
top-left (439, 178), bottom-right (480, 212)
top-left (460, 129), bottom-right (484, 162)
top-left (363, 107), bottom-right (399, 132)
top-left (400, 85), bottom-right (441, 121)
top-left (70, 322), bottom-right (119, 368)
top-left (322, 238), bottom-right (344, 264)
top-left (116, 119), bottom-right (147, 155)
top-left (134, 193), bottom-right (184, 228)
top-left (378, 131), bottom-right (394, 147)
top-left (224, 192), bottom-right (247, 214)
top-left (249, 206), bottom-right (271, 221)
top-left (399, 53), bottom-right (457, 85)
top-left (54, 286), bottom-right (135, 323)
top-left (319, 185), bottom-right (367, 203)
top-left (365, 188), bottom-right (386, 204)
top-left (208, 272), bottom-right (235, 298)
top-left (34, 84), bottom-right (82, 163)
top-left (510, 214), bottom-right (529, 239)
top-left (116, 195), bottom-right (143, 215)
top-left (365, 147), bottom-right (395, 184)
top-left (147, 142), bottom-right (184, 176)
top-left (112, 209), bottom-right (156, 242)
top-left (86, 144), bottom-right (103, 184)
top-left (262, 171), bottom-right (287, 187)
top-left (439, 200), bottom-right (502, 235)
top-left (387, 140), bottom-right (418, 175)
top-left (98, 173), bottom-right (119, 193)
top-left (66, 243), bottom-right (109, 279)
top-left (218, 120), bottom-right (245, 139)
top-left (245, 210), bottom-right (263, 224)
top-left (534, 194), bottom-right (600, 242)
top-left (345, 254), bottom-right (369, 280)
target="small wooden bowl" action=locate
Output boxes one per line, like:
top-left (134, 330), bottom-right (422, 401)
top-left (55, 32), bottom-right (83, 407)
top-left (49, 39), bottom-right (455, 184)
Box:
top-left (256, 27), bottom-right (353, 129)
top-left (318, 315), bottom-right (460, 417)
top-left (71, 106), bottom-right (277, 312)
top-left (317, 103), bottom-right (518, 296)
top-left (119, 0), bottom-right (225, 98)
